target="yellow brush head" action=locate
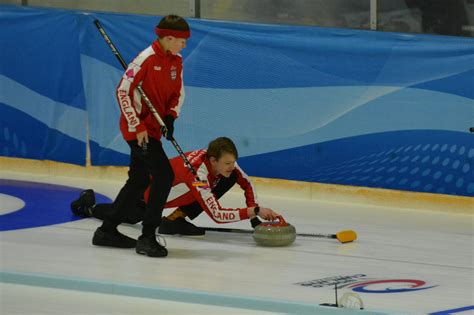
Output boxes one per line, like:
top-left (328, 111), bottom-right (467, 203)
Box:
top-left (336, 230), bottom-right (357, 243)
top-left (192, 181), bottom-right (208, 187)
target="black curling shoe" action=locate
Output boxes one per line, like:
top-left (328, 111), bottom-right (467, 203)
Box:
top-left (158, 217), bottom-right (205, 236)
top-left (136, 235), bottom-right (168, 257)
top-left (70, 189), bottom-right (96, 217)
top-left (92, 227), bottom-right (137, 248)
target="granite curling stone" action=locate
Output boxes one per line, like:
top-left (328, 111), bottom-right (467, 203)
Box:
top-left (253, 215), bottom-right (296, 247)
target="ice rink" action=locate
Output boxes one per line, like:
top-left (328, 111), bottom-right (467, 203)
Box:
top-left (1, 169), bottom-right (473, 315)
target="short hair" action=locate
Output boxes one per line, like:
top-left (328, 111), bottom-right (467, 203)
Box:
top-left (207, 137), bottom-right (238, 160)
top-left (157, 15), bottom-right (190, 33)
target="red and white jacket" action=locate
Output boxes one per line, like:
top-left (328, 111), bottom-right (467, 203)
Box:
top-left (145, 150), bottom-right (259, 224)
top-left (116, 40), bottom-right (185, 141)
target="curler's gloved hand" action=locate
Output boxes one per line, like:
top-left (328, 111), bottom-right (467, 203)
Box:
top-left (161, 115), bottom-right (175, 140)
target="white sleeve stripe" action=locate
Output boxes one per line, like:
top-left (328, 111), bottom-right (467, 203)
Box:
top-left (198, 188), bottom-right (242, 222)
top-left (196, 164), bottom-right (219, 214)
top-left (196, 163), bottom-right (209, 182)
top-left (132, 46), bottom-right (154, 67)
top-left (167, 183), bottom-right (191, 203)
top-left (133, 87), bottom-right (143, 114)
top-left (116, 46), bottom-right (156, 129)
top-left (172, 69), bottom-right (185, 116)
top-left (117, 80), bottom-right (140, 128)
top-left (196, 163), bottom-right (242, 223)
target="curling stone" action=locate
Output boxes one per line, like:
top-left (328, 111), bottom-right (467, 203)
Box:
top-left (253, 215), bottom-right (296, 247)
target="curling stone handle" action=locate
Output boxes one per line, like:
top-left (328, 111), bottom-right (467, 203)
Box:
top-left (276, 215), bottom-right (286, 223)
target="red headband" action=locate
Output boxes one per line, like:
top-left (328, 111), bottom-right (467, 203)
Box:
top-left (155, 27), bottom-right (191, 39)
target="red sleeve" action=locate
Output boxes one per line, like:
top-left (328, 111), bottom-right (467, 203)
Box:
top-left (235, 163), bottom-right (259, 207)
top-left (116, 52), bottom-right (150, 133)
top-left (186, 164), bottom-right (250, 224)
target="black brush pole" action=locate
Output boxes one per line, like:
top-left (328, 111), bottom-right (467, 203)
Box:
top-left (202, 226), bottom-right (340, 239)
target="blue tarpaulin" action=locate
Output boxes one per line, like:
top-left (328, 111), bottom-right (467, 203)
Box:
top-left (1, 5), bottom-right (473, 196)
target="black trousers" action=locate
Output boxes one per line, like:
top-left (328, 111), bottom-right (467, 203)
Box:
top-left (95, 170), bottom-right (238, 224)
top-left (102, 138), bottom-right (174, 236)
top-left (94, 200), bottom-right (145, 225)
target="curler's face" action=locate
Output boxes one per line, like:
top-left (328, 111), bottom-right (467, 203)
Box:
top-left (165, 36), bottom-right (187, 55)
top-left (210, 153), bottom-right (236, 178)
